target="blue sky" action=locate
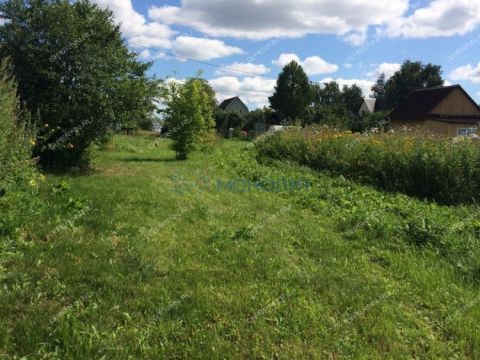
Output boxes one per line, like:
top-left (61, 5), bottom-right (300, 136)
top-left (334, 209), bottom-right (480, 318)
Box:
top-left (93, 0), bottom-right (480, 108)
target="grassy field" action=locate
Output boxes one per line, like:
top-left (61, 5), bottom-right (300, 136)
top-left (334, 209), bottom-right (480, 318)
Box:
top-left (1, 133), bottom-right (480, 359)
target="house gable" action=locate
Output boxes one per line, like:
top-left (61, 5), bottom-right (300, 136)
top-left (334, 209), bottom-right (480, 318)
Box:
top-left (430, 87), bottom-right (480, 117)
top-left (389, 85), bottom-right (480, 124)
top-left (219, 97), bottom-right (249, 115)
top-left (358, 98), bottom-right (376, 116)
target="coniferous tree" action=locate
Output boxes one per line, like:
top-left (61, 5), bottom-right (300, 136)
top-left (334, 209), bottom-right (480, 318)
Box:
top-left (269, 61), bottom-right (312, 123)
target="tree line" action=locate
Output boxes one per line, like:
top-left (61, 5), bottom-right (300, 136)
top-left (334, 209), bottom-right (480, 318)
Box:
top-left (212, 59), bottom-right (445, 137)
top-left (267, 59), bottom-right (444, 131)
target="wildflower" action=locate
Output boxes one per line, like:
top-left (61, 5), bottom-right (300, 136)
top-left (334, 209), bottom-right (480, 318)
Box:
top-left (39, 174), bottom-right (46, 182)
top-left (29, 179), bottom-right (36, 187)
top-left (44, 123), bottom-right (49, 128)
top-left (30, 139), bottom-right (36, 145)
top-left (67, 144), bottom-right (74, 149)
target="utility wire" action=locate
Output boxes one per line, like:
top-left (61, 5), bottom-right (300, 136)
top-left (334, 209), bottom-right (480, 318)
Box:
top-left (128, 41), bottom-right (277, 79)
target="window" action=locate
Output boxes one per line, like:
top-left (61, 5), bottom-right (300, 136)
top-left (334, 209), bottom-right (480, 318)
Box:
top-left (457, 128), bottom-right (477, 136)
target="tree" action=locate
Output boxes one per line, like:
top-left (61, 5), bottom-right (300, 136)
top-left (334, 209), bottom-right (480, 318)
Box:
top-left (161, 77), bottom-right (216, 160)
top-left (269, 61), bottom-right (312, 122)
top-left (214, 109), bottom-right (244, 137)
top-left (306, 81), bottom-right (351, 128)
top-left (0, 0), bottom-right (160, 171)
top-left (381, 60), bottom-right (444, 109)
top-left (318, 81), bottom-right (342, 106)
top-left (243, 107), bottom-right (274, 131)
top-left (342, 84), bottom-right (363, 115)
top-left (351, 111), bottom-right (390, 133)
top-left (371, 74), bottom-right (387, 111)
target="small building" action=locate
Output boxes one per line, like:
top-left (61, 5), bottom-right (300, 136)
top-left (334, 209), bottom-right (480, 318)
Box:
top-left (358, 98), bottom-right (376, 116)
top-left (219, 96), bottom-right (249, 115)
top-left (389, 85), bottom-right (480, 137)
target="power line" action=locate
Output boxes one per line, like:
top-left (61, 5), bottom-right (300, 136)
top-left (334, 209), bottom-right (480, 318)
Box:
top-left (128, 41), bottom-right (277, 79)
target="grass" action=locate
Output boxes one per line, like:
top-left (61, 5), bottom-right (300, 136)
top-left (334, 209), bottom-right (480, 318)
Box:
top-left (1, 133), bottom-right (480, 359)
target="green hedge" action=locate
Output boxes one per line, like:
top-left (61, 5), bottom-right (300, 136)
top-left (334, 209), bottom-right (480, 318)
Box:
top-left (255, 127), bottom-right (480, 204)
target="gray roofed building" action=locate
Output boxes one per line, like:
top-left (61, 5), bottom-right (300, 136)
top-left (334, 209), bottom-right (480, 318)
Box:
top-left (358, 98), bottom-right (377, 116)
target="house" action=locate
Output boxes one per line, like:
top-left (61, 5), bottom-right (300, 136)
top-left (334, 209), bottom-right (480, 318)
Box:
top-left (358, 98), bottom-right (376, 116)
top-left (389, 85), bottom-right (480, 137)
top-left (219, 96), bottom-right (249, 115)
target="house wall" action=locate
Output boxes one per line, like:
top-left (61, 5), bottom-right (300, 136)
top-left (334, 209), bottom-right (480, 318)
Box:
top-left (391, 120), bottom-right (425, 131)
top-left (431, 88), bottom-right (480, 116)
top-left (392, 119), bottom-right (478, 137)
top-left (225, 100), bottom-right (249, 115)
top-left (448, 122), bottom-right (478, 137)
top-left (423, 120), bottom-right (450, 136)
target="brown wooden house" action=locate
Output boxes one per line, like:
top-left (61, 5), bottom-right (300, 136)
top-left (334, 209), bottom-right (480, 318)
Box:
top-left (389, 85), bottom-right (480, 137)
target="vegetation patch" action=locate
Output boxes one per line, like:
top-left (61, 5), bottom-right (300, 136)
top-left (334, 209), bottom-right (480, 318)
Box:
top-left (255, 126), bottom-right (480, 204)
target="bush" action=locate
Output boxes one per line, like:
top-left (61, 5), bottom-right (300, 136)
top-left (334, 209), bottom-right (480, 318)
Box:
top-left (0, 61), bottom-right (42, 238)
top-left (255, 126), bottom-right (480, 204)
top-left (350, 111), bottom-right (390, 133)
top-left (162, 77), bottom-right (216, 160)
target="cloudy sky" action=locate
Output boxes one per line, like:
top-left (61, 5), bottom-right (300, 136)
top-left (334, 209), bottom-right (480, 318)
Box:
top-left (92, 0), bottom-right (480, 108)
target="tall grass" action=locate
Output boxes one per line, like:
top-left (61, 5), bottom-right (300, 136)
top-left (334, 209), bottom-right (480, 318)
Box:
top-left (255, 126), bottom-right (480, 204)
top-left (0, 60), bottom-right (41, 237)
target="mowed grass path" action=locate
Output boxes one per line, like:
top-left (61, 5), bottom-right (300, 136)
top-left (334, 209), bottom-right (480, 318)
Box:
top-left (1, 134), bottom-right (479, 359)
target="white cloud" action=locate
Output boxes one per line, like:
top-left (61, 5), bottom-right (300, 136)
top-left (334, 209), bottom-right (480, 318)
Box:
top-left (92, 0), bottom-right (174, 48)
top-left (138, 49), bottom-right (151, 60)
top-left (172, 36), bottom-right (243, 61)
top-left (93, 0), bottom-right (480, 56)
top-left (320, 77), bottom-right (375, 97)
top-left (92, 1), bottom-right (243, 61)
top-left (209, 76), bottom-right (276, 108)
top-left (165, 77), bottom-right (186, 85)
top-left (149, 0), bottom-right (409, 41)
top-left (273, 53), bottom-right (338, 75)
top-left (216, 63), bottom-right (271, 77)
top-left (450, 63), bottom-right (480, 84)
top-left (388, 0), bottom-right (480, 38)
top-left (343, 31), bottom-right (368, 46)
top-left (367, 63), bottom-right (401, 79)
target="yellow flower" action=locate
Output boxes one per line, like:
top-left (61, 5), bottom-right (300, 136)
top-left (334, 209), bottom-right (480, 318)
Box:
top-left (44, 123), bottom-right (49, 128)
top-left (39, 174), bottom-right (46, 182)
top-left (29, 179), bottom-right (36, 187)
top-left (30, 139), bottom-right (36, 145)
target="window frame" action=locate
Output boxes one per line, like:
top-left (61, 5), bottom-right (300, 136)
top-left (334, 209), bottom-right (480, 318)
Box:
top-left (457, 127), bottom-right (478, 136)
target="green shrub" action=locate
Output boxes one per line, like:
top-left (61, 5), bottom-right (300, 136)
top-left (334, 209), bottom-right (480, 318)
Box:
top-left (255, 126), bottom-right (480, 204)
top-left (0, 61), bottom-right (42, 238)
top-left (162, 77), bottom-right (216, 160)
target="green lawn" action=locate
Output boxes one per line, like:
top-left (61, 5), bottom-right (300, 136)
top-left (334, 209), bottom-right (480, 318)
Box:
top-left (1, 133), bottom-right (479, 359)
